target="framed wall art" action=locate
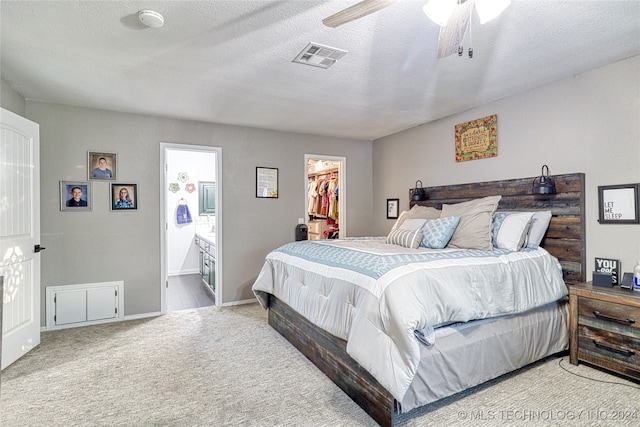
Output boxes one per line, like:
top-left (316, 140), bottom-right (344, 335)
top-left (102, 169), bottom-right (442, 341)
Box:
top-left (88, 151), bottom-right (117, 180)
top-left (598, 183), bottom-right (639, 224)
top-left (256, 167), bottom-right (278, 198)
top-left (387, 198), bottom-right (399, 219)
top-left (455, 114), bottom-right (497, 162)
top-left (60, 181), bottom-right (92, 212)
top-left (110, 183), bottom-right (138, 211)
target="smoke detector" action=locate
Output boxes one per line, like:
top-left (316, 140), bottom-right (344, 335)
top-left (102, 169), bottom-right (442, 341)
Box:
top-left (138, 10), bottom-right (164, 28)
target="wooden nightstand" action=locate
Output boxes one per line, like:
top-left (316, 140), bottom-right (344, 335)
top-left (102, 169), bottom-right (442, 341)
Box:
top-left (569, 282), bottom-right (640, 380)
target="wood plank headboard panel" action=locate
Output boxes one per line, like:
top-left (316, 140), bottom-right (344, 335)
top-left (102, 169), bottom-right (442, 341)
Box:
top-left (409, 173), bottom-right (586, 284)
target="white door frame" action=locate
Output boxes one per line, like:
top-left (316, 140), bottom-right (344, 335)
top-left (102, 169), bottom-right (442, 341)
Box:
top-left (1, 108), bottom-right (41, 370)
top-left (304, 154), bottom-right (346, 237)
top-left (160, 143), bottom-right (222, 311)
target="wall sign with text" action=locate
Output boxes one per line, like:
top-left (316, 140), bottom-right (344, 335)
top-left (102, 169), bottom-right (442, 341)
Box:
top-left (598, 183), bottom-right (639, 224)
top-left (455, 114), bottom-right (497, 162)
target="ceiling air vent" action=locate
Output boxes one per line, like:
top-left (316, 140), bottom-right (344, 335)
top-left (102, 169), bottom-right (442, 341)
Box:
top-left (292, 42), bottom-right (347, 69)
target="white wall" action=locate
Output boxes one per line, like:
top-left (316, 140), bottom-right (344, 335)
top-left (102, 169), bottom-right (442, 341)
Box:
top-left (166, 148), bottom-right (216, 276)
top-left (373, 55), bottom-right (640, 275)
top-left (1, 78), bottom-right (25, 116)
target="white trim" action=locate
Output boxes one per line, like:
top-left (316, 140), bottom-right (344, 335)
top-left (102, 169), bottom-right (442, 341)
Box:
top-left (160, 143), bottom-right (222, 312)
top-left (124, 311), bottom-right (163, 321)
top-left (304, 154), bottom-right (347, 238)
top-left (167, 269), bottom-right (200, 277)
top-left (221, 299), bottom-right (259, 307)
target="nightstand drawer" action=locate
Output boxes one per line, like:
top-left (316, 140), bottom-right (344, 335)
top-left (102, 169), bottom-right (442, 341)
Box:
top-left (578, 324), bottom-right (639, 365)
top-left (578, 296), bottom-right (640, 332)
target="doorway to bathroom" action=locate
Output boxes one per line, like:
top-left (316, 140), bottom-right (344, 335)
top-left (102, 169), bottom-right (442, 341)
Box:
top-left (160, 143), bottom-right (222, 312)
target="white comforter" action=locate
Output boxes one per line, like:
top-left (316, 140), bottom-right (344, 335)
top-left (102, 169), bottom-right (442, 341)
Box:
top-left (252, 238), bottom-right (567, 401)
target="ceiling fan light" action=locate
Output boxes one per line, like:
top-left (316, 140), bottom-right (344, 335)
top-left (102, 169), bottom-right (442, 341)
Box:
top-left (475, 0), bottom-right (511, 24)
top-left (423, 0), bottom-right (458, 27)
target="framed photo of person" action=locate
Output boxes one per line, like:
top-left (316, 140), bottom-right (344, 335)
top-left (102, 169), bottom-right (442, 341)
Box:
top-left (88, 151), bottom-right (117, 180)
top-left (60, 181), bottom-right (92, 212)
top-left (110, 183), bottom-right (138, 211)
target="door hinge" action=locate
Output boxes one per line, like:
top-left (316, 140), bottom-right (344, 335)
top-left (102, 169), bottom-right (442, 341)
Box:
top-left (115, 307), bottom-right (118, 314)
top-left (115, 289), bottom-right (118, 297)
top-left (54, 314), bottom-right (56, 322)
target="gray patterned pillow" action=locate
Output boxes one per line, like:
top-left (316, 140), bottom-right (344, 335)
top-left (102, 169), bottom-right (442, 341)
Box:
top-left (386, 228), bottom-right (423, 249)
top-left (420, 216), bottom-right (460, 249)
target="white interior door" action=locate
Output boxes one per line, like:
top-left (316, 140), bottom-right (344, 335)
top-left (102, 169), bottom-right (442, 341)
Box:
top-left (1, 108), bottom-right (41, 370)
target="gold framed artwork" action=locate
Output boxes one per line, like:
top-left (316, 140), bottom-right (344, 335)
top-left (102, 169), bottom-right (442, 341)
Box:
top-left (455, 114), bottom-right (497, 162)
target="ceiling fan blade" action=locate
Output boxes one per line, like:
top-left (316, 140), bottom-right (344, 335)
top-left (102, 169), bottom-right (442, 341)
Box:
top-left (437, 0), bottom-right (473, 58)
top-left (323, 0), bottom-right (399, 28)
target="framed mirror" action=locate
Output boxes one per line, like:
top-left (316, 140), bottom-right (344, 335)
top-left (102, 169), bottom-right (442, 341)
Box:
top-left (199, 181), bottom-right (216, 215)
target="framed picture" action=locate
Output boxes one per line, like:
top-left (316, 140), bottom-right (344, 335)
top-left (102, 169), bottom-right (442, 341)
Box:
top-left (60, 181), bottom-right (92, 211)
top-left (598, 183), bottom-right (639, 224)
top-left (110, 183), bottom-right (138, 211)
top-left (88, 151), bottom-right (117, 180)
top-left (455, 114), bottom-right (498, 162)
top-left (387, 198), bottom-right (399, 219)
top-left (256, 167), bottom-right (278, 198)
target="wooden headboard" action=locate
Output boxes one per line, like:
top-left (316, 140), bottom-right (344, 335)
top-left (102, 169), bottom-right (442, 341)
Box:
top-left (409, 173), bottom-right (586, 284)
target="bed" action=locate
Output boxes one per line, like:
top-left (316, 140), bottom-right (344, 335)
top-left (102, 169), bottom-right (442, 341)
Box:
top-left (253, 173), bottom-right (586, 426)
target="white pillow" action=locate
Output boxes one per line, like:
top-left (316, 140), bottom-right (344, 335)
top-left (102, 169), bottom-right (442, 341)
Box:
top-left (494, 212), bottom-right (534, 251)
top-left (391, 210), bottom-right (409, 230)
top-left (526, 211), bottom-right (553, 248)
top-left (386, 228), bottom-right (423, 249)
top-left (399, 218), bottom-right (427, 231)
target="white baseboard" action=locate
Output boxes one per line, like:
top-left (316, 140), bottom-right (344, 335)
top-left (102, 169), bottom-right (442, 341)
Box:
top-left (124, 311), bottom-right (162, 321)
top-left (167, 269), bottom-right (200, 277)
top-left (221, 298), bottom-right (258, 307)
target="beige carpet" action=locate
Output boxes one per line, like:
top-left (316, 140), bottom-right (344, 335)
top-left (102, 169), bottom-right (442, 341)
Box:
top-left (1, 303), bottom-right (638, 426)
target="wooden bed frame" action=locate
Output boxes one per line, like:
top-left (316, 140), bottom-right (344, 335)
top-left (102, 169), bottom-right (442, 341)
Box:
top-left (266, 173), bottom-right (586, 427)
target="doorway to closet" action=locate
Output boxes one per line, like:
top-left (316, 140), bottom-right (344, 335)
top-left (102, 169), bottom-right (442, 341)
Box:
top-left (160, 143), bottom-right (222, 312)
top-left (305, 155), bottom-right (346, 239)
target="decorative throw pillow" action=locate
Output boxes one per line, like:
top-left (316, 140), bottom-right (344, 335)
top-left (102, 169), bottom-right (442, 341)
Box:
top-left (441, 195), bottom-right (502, 250)
top-left (420, 216), bottom-right (460, 249)
top-left (391, 210), bottom-right (409, 230)
top-left (525, 210), bottom-right (553, 248)
top-left (395, 205), bottom-right (441, 228)
top-left (399, 218), bottom-right (427, 231)
top-left (386, 228), bottom-right (423, 249)
top-left (494, 212), bottom-right (534, 251)
top-left (492, 212), bottom-right (509, 246)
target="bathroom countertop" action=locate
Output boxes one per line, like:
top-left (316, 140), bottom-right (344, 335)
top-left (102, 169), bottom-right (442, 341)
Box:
top-left (196, 232), bottom-right (216, 246)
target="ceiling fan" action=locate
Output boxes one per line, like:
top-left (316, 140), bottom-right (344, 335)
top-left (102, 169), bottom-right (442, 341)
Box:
top-left (322, 0), bottom-right (510, 58)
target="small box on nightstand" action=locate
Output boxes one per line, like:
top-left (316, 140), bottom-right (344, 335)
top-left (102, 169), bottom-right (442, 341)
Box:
top-left (592, 271), bottom-right (613, 287)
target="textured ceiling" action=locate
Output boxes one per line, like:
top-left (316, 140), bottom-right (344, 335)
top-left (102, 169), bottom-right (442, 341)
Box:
top-left (1, 0), bottom-right (639, 140)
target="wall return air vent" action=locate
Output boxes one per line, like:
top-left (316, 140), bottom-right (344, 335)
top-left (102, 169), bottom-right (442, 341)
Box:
top-left (292, 42), bottom-right (347, 69)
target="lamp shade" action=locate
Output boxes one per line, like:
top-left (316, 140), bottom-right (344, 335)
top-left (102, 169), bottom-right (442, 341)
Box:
top-left (532, 165), bottom-right (557, 195)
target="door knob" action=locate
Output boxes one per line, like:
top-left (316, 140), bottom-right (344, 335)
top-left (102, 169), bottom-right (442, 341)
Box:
top-left (34, 244), bottom-right (46, 253)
